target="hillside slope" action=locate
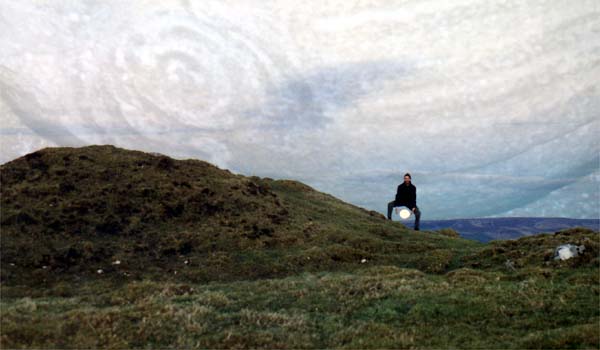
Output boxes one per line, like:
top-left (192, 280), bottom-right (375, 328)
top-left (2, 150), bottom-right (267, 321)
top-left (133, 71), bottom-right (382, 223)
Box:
top-left (0, 145), bottom-right (474, 286)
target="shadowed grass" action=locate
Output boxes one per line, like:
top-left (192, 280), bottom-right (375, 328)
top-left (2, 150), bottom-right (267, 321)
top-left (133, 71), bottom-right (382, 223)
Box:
top-left (1, 265), bottom-right (598, 349)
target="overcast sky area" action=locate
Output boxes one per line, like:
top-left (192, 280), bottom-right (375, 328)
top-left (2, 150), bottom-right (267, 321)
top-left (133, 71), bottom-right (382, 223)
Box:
top-left (1, 1), bottom-right (599, 219)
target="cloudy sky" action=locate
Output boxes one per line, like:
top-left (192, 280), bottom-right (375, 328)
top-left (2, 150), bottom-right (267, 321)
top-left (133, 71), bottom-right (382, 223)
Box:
top-left (1, 0), bottom-right (599, 219)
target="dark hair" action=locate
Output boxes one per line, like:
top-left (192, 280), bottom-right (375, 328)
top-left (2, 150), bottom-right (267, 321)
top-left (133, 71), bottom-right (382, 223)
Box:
top-left (404, 173), bottom-right (411, 179)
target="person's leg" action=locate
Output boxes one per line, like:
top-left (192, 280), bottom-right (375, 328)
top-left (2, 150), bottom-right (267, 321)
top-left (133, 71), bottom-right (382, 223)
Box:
top-left (387, 201), bottom-right (395, 220)
top-left (413, 206), bottom-right (421, 230)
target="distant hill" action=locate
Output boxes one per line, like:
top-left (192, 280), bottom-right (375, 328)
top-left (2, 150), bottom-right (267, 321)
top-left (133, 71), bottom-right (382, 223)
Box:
top-left (421, 217), bottom-right (600, 242)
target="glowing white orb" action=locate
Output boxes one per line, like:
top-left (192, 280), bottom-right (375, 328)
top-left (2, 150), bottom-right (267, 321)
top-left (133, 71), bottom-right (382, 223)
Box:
top-left (399, 209), bottom-right (412, 219)
top-left (395, 207), bottom-right (412, 219)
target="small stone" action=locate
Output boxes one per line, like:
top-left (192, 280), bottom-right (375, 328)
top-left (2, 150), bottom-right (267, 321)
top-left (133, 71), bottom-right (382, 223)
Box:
top-left (361, 258), bottom-right (367, 263)
top-left (97, 269), bottom-right (103, 274)
top-left (504, 259), bottom-right (516, 271)
top-left (554, 244), bottom-right (585, 261)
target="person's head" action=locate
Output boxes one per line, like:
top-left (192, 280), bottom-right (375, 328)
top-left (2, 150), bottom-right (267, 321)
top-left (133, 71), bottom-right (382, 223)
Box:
top-left (403, 173), bottom-right (411, 184)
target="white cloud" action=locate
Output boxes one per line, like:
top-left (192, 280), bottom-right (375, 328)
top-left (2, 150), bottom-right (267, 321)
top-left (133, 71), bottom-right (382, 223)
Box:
top-left (1, 0), bottom-right (598, 219)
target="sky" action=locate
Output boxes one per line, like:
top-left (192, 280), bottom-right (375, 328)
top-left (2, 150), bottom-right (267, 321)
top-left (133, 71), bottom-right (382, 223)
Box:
top-left (1, 0), bottom-right (599, 219)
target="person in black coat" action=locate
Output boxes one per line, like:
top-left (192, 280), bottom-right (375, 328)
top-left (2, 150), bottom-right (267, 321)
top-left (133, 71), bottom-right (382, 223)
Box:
top-left (387, 173), bottom-right (421, 230)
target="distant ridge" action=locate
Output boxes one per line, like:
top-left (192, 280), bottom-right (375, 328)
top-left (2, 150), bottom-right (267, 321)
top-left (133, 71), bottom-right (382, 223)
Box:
top-left (421, 217), bottom-right (600, 242)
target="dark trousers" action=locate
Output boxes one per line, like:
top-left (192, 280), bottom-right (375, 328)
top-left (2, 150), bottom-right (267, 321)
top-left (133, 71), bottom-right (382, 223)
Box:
top-left (387, 201), bottom-right (421, 230)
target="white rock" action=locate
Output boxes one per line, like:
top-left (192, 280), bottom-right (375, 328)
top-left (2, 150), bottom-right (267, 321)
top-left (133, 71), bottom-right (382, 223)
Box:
top-left (554, 244), bottom-right (585, 261)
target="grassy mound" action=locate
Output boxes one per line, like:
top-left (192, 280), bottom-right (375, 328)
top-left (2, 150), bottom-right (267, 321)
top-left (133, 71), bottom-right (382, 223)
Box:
top-left (1, 145), bottom-right (475, 287)
top-left (462, 227), bottom-right (599, 271)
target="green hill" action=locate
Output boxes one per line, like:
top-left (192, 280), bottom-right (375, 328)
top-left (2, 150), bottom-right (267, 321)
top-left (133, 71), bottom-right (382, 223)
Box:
top-left (1, 145), bottom-right (598, 348)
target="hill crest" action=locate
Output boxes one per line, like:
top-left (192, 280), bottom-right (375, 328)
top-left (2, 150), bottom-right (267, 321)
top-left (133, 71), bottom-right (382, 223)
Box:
top-left (1, 145), bottom-right (597, 289)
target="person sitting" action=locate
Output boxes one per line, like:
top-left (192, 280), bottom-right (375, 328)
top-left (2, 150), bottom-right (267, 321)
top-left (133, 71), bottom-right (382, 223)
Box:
top-left (387, 172), bottom-right (421, 231)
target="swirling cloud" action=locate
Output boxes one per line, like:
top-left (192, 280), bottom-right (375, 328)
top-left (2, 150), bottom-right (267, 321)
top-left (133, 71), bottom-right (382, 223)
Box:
top-left (1, 0), bottom-right (598, 219)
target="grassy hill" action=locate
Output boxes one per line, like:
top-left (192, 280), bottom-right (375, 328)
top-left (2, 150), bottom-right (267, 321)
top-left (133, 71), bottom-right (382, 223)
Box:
top-left (1, 145), bottom-right (598, 348)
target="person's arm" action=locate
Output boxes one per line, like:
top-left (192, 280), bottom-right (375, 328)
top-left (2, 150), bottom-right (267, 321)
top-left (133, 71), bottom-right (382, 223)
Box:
top-left (395, 185), bottom-right (401, 203)
top-left (411, 185), bottom-right (417, 210)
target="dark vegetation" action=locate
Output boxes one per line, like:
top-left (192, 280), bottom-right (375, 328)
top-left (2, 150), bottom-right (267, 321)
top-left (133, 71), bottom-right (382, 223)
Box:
top-left (1, 145), bottom-right (598, 348)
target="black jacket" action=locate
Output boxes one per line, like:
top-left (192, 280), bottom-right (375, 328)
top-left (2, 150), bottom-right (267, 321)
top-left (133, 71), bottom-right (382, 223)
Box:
top-left (395, 183), bottom-right (416, 208)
